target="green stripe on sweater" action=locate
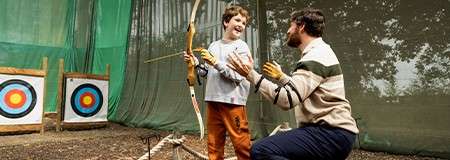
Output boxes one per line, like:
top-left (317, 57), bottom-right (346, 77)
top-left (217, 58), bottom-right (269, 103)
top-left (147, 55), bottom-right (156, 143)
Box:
top-left (295, 61), bottom-right (342, 78)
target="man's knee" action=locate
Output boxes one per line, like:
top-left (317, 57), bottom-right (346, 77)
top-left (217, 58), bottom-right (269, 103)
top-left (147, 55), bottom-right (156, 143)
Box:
top-left (250, 140), bottom-right (268, 159)
top-left (251, 143), bottom-right (290, 160)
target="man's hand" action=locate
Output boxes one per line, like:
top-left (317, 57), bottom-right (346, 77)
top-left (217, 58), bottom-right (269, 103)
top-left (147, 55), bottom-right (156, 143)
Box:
top-left (194, 48), bottom-right (217, 65)
top-left (227, 52), bottom-right (254, 77)
top-left (183, 51), bottom-right (199, 66)
top-left (263, 61), bottom-right (284, 80)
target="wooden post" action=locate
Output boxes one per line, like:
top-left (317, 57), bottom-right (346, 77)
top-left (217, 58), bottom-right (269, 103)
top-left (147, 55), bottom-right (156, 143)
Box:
top-left (105, 64), bottom-right (110, 77)
top-left (105, 64), bottom-right (110, 127)
top-left (40, 57), bottom-right (48, 134)
top-left (56, 59), bottom-right (64, 132)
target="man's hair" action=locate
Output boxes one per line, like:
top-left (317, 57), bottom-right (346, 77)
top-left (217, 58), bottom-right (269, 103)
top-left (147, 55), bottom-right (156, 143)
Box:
top-left (222, 5), bottom-right (250, 30)
top-left (290, 8), bottom-right (325, 37)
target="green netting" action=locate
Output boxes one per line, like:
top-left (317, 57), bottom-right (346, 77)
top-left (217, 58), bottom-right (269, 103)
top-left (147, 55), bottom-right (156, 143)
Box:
top-left (0, 0), bottom-right (131, 114)
top-left (91, 0), bottom-right (131, 119)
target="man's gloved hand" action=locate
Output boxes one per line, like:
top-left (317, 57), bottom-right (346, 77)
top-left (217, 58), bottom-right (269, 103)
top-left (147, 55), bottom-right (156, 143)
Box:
top-left (194, 48), bottom-right (217, 66)
top-left (263, 61), bottom-right (284, 80)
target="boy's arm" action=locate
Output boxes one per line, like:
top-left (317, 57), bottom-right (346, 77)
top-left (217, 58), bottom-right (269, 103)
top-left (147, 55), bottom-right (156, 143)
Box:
top-left (213, 43), bottom-right (251, 83)
top-left (200, 47), bottom-right (249, 83)
top-left (189, 54), bottom-right (208, 77)
top-left (196, 62), bottom-right (208, 77)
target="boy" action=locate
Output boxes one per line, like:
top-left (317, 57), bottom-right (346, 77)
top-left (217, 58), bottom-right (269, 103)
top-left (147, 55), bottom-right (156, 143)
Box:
top-left (184, 5), bottom-right (252, 160)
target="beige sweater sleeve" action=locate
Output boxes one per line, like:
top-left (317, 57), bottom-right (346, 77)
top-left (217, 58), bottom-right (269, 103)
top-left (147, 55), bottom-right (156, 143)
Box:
top-left (246, 69), bottom-right (322, 110)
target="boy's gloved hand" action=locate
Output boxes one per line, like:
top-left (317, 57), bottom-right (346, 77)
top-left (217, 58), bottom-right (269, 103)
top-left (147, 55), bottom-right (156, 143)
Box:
top-left (263, 61), bottom-right (284, 80)
top-left (194, 48), bottom-right (217, 66)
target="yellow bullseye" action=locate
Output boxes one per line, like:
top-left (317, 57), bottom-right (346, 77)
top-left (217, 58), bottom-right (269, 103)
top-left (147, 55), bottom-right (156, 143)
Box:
top-left (82, 96), bottom-right (93, 105)
top-left (9, 93), bottom-right (23, 105)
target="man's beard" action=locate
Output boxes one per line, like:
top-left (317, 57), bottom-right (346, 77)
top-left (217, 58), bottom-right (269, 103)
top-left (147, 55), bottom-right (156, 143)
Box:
top-left (287, 30), bottom-right (301, 48)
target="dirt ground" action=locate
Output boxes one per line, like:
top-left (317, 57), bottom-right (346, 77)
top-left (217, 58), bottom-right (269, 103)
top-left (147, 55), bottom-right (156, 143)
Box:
top-left (0, 121), bottom-right (444, 160)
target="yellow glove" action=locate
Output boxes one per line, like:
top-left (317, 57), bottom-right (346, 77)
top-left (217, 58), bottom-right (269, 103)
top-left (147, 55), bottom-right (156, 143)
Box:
top-left (263, 61), bottom-right (284, 80)
top-left (194, 48), bottom-right (217, 65)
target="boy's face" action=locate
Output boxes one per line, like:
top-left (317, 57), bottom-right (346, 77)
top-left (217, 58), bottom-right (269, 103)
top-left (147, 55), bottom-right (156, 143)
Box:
top-left (223, 13), bottom-right (247, 40)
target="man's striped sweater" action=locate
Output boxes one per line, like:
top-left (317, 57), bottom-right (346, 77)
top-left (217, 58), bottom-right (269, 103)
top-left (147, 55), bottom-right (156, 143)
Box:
top-left (247, 38), bottom-right (359, 134)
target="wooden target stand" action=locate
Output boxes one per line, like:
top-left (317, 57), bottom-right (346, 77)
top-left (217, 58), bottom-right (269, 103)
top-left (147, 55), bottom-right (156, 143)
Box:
top-left (0, 57), bottom-right (48, 134)
top-left (56, 59), bottom-right (110, 131)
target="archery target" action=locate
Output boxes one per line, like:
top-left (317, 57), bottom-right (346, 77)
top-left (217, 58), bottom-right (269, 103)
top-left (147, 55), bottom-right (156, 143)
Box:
top-left (0, 74), bottom-right (44, 125)
top-left (64, 78), bottom-right (108, 122)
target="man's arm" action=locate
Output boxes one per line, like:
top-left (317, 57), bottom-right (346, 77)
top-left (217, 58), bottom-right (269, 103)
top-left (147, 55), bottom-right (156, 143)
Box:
top-left (213, 52), bottom-right (250, 83)
top-left (247, 69), bottom-right (322, 110)
top-left (228, 53), bottom-right (322, 110)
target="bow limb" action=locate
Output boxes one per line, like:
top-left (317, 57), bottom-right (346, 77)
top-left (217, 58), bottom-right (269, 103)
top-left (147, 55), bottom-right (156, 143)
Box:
top-left (186, 0), bottom-right (204, 140)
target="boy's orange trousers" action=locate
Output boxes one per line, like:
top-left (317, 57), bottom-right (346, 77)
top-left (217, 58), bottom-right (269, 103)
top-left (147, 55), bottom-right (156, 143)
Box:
top-left (207, 102), bottom-right (251, 160)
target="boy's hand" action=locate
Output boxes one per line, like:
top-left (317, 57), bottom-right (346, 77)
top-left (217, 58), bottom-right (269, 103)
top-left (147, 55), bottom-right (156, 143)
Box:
top-left (194, 48), bottom-right (217, 65)
top-left (183, 51), bottom-right (199, 66)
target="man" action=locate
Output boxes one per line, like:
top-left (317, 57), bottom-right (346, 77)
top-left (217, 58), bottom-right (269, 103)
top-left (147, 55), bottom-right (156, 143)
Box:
top-left (184, 5), bottom-right (252, 160)
top-left (227, 8), bottom-right (358, 160)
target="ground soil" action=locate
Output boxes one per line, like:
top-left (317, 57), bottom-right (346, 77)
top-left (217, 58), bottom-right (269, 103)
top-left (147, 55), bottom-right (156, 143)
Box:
top-left (0, 118), bottom-right (444, 160)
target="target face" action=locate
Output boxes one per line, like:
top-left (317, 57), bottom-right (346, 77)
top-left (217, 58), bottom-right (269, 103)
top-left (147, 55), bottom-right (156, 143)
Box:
top-left (64, 78), bottom-right (108, 122)
top-left (0, 74), bottom-right (44, 125)
top-left (70, 83), bottom-right (103, 117)
top-left (0, 79), bottom-right (37, 118)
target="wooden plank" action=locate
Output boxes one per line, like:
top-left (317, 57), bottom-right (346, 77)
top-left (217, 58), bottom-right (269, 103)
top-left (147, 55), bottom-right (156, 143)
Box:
top-left (0, 67), bottom-right (45, 77)
top-left (64, 73), bottom-right (109, 80)
top-left (44, 112), bottom-right (57, 119)
top-left (56, 59), bottom-right (64, 132)
top-left (40, 57), bottom-right (48, 134)
top-left (0, 124), bottom-right (42, 133)
top-left (61, 122), bottom-right (107, 130)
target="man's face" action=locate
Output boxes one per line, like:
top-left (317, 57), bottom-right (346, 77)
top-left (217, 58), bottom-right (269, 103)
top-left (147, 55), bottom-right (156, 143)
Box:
top-left (224, 14), bottom-right (247, 40)
top-left (286, 22), bottom-right (302, 48)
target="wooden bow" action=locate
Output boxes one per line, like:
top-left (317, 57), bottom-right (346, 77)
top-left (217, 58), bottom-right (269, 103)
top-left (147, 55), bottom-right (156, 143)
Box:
top-left (186, 0), bottom-right (204, 140)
